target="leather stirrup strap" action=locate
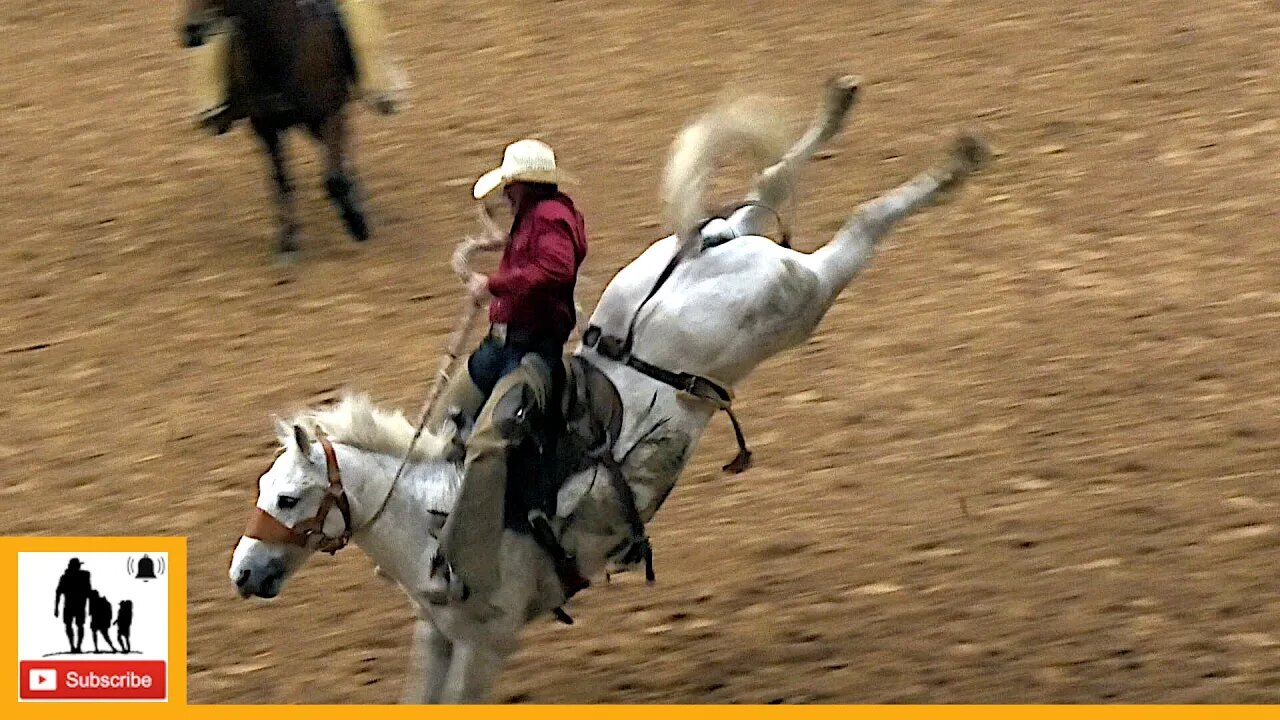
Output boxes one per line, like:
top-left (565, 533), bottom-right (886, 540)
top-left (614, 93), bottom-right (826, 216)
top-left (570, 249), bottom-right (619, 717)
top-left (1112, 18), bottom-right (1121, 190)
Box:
top-left (722, 406), bottom-right (753, 474)
top-left (599, 458), bottom-right (655, 584)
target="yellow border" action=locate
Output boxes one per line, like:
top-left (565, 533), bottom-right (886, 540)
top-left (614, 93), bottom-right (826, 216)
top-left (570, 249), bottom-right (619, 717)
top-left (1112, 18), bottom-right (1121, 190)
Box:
top-left (188, 709), bottom-right (1280, 718)
top-left (4, 538), bottom-right (1273, 716)
top-left (67, 707), bottom-right (1280, 717)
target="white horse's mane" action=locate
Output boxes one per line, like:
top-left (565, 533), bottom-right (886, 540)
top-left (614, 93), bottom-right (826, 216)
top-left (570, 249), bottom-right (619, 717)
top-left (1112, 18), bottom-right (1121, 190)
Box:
top-left (279, 393), bottom-right (448, 462)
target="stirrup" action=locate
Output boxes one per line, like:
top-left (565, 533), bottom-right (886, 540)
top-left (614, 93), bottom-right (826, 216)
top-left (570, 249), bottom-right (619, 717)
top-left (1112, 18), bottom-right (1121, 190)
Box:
top-left (440, 409), bottom-right (470, 463)
top-left (423, 552), bottom-right (468, 605)
top-left (527, 510), bottom-right (590, 599)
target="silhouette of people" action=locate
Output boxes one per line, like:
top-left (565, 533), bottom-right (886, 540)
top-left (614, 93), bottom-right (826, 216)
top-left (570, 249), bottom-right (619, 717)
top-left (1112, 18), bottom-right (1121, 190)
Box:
top-left (88, 590), bottom-right (117, 653)
top-left (115, 600), bottom-right (133, 653)
top-left (54, 558), bottom-right (92, 653)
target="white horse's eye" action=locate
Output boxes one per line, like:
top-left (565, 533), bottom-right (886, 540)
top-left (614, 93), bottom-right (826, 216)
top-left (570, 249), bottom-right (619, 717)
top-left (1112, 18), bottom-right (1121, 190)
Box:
top-left (277, 495), bottom-right (300, 510)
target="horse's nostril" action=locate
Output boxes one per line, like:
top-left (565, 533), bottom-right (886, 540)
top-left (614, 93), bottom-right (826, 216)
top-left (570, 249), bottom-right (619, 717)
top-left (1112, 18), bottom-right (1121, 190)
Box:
top-left (236, 569), bottom-right (251, 588)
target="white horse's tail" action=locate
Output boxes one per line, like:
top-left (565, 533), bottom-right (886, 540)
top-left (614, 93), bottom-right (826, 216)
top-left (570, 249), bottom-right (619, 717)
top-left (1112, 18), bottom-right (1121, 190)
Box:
top-left (661, 94), bottom-right (791, 258)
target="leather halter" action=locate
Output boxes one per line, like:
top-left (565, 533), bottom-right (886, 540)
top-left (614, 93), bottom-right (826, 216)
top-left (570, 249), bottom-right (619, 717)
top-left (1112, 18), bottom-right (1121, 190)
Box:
top-left (244, 436), bottom-right (354, 555)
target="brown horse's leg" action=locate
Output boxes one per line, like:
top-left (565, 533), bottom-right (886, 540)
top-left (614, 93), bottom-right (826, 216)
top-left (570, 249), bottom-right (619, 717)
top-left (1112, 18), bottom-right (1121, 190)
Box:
top-left (251, 118), bottom-right (301, 255)
top-left (315, 109), bottom-right (369, 242)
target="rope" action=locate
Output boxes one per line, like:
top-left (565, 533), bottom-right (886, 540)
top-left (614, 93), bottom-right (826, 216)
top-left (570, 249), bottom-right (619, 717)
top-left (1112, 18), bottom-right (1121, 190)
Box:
top-left (391, 205), bottom-right (505, 488)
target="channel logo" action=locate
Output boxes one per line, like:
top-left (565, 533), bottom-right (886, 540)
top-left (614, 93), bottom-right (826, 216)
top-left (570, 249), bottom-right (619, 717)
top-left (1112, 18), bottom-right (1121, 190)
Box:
top-left (20, 661), bottom-right (165, 700)
top-left (17, 551), bottom-right (170, 702)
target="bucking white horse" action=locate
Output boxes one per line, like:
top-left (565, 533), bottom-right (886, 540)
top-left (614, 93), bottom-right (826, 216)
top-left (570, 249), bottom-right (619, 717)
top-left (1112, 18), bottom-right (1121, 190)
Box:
top-left (228, 75), bottom-right (990, 703)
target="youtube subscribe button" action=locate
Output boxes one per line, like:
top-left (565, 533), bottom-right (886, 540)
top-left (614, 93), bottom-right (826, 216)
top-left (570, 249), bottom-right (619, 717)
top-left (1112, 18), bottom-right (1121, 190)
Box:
top-left (20, 660), bottom-right (166, 701)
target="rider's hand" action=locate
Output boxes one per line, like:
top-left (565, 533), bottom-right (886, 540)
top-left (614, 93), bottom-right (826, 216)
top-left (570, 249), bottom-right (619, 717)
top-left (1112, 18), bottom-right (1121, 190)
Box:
top-left (466, 273), bottom-right (492, 305)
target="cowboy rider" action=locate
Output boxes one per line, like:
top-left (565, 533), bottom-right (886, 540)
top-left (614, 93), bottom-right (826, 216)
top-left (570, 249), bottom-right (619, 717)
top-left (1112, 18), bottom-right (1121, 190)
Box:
top-left (427, 139), bottom-right (588, 613)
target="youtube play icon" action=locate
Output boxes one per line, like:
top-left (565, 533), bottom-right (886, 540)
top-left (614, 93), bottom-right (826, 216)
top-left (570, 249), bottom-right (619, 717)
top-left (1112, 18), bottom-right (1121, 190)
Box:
top-left (28, 668), bottom-right (57, 691)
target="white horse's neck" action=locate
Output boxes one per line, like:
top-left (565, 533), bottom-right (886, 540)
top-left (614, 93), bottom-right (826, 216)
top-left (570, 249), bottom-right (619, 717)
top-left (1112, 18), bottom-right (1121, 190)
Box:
top-left (331, 446), bottom-right (460, 591)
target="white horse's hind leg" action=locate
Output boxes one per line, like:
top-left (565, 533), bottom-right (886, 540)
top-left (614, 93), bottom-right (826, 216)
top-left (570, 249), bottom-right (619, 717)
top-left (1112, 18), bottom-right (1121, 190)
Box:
top-left (440, 640), bottom-right (508, 704)
top-left (730, 75), bottom-right (860, 237)
top-left (401, 618), bottom-right (453, 704)
top-left (804, 133), bottom-right (990, 300)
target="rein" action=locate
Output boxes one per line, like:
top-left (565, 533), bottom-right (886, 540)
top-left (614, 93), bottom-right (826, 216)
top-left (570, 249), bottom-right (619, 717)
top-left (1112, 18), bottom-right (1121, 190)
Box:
top-left (244, 436), bottom-right (355, 555)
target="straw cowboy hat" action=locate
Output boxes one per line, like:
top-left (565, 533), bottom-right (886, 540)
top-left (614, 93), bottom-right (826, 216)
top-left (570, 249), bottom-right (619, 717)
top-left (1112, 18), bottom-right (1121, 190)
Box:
top-left (472, 139), bottom-right (571, 200)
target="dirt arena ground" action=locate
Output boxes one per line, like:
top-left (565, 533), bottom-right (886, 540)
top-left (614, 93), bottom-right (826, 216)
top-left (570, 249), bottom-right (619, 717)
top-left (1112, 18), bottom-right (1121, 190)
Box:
top-left (3, 0), bottom-right (1279, 704)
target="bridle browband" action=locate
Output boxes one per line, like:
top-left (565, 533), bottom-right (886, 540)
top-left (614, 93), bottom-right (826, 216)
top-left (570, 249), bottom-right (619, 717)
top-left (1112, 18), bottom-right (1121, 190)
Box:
top-left (244, 436), bottom-right (354, 555)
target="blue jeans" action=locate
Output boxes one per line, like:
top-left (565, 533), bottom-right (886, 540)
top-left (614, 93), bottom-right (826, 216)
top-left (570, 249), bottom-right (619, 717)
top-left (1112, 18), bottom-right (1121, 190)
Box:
top-left (467, 331), bottom-right (563, 402)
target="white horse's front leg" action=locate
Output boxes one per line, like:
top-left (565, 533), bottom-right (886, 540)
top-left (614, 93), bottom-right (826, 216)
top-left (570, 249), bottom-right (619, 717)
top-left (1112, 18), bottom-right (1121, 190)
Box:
top-left (731, 75), bottom-right (861, 237)
top-left (440, 639), bottom-right (511, 704)
top-left (401, 617), bottom-right (453, 704)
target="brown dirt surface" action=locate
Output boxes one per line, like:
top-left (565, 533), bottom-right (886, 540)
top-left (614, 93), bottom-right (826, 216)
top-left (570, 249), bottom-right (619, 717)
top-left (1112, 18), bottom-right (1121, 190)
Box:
top-left (4, 0), bottom-right (1280, 704)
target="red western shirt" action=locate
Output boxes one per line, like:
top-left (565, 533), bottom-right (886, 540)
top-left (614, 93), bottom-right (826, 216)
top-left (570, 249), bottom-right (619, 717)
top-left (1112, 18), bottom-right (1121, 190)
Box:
top-left (487, 192), bottom-right (588, 344)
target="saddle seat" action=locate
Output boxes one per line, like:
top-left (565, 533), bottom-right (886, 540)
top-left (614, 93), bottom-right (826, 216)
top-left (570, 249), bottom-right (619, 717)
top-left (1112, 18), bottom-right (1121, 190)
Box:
top-left (442, 355), bottom-right (624, 530)
top-left (434, 354), bottom-right (640, 614)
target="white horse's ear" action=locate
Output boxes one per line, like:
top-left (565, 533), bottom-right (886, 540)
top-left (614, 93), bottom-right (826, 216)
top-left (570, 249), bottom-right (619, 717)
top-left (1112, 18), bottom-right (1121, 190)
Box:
top-left (292, 424), bottom-right (314, 460)
top-left (272, 417), bottom-right (292, 446)
top-left (292, 423), bottom-right (310, 448)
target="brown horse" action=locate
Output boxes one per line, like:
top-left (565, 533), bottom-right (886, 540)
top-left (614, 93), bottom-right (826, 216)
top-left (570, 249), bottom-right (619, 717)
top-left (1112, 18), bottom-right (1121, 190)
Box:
top-left (182, 0), bottom-right (369, 257)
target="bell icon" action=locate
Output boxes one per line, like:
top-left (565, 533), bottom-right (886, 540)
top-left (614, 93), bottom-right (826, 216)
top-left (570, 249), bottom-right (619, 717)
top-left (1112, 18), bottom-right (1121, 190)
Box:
top-left (134, 554), bottom-right (157, 581)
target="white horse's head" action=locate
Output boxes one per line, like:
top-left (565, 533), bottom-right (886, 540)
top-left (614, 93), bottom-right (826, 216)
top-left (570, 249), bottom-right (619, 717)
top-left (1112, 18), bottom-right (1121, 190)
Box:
top-left (228, 394), bottom-right (449, 599)
top-left (228, 422), bottom-right (348, 599)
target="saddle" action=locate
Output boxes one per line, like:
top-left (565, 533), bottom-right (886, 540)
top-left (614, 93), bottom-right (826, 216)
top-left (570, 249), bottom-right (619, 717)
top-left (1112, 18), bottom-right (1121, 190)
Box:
top-left (450, 354), bottom-right (642, 619)
top-left (502, 355), bottom-right (624, 524)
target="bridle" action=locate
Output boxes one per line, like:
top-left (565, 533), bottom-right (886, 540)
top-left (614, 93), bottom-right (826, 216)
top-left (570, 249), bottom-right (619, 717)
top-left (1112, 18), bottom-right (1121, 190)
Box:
top-left (244, 436), bottom-right (354, 555)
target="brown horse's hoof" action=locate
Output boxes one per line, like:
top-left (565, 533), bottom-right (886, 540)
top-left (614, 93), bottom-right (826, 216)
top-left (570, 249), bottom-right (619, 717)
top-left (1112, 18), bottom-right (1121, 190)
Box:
top-left (347, 213), bottom-right (369, 242)
top-left (196, 106), bottom-right (235, 136)
top-left (325, 173), bottom-right (369, 242)
top-left (372, 97), bottom-right (399, 116)
top-left (276, 229), bottom-right (300, 260)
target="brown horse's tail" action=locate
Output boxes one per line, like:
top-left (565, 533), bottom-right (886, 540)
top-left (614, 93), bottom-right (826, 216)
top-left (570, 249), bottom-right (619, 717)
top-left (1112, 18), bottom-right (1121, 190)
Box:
top-left (331, 8), bottom-right (358, 84)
